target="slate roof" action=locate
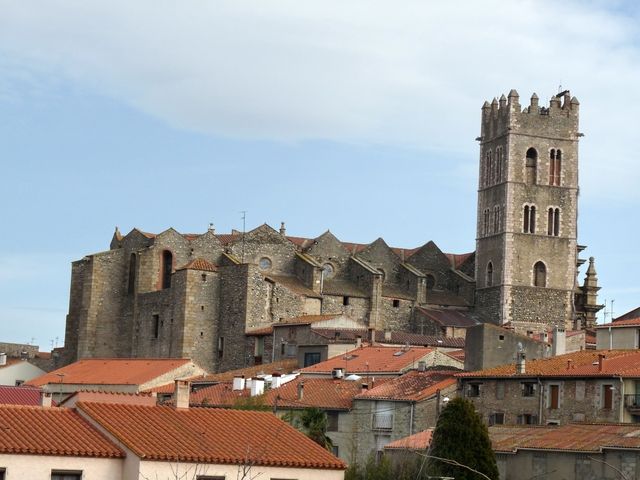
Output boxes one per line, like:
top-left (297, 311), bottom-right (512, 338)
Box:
top-left (300, 346), bottom-right (434, 375)
top-left (458, 350), bottom-right (640, 378)
top-left (415, 307), bottom-right (479, 327)
top-left (78, 402), bottom-right (346, 469)
top-left (0, 385), bottom-right (53, 406)
top-left (384, 429), bottom-right (433, 450)
top-left (490, 423), bottom-right (640, 453)
top-left (28, 358), bottom-right (193, 387)
top-left (0, 405), bottom-right (124, 458)
top-left (355, 371), bottom-right (456, 402)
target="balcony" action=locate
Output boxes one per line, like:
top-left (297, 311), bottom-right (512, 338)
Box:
top-left (624, 395), bottom-right (640, 415)
top-left (372, 413), bottom-right (394, 431)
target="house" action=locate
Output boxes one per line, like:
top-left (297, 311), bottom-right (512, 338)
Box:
top-left (0, 353), bottom-right (47, 386)
top-left (26, 358), bottom-right (206, 402)
top-left (595, 306), bottom-right (640, 349)
top-left (77, 400), bottom-right (346, 480)
top-left (458, 349), bottom-right (640, 426)
top-left (0, 404), bottom-right (125, 479)
top-left (350, 370), bottom-right (457, 465)
top-left (299, 345), bottom-right (463, 378)
top-left (491, 423), bottom-right (640, 480)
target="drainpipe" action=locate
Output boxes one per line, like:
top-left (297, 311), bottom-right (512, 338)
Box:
top-left (609, 325), bottom-right (612, 350)
top-left (618, 376), bottom-right (625, 422)
top-left (409, 402), bottom-right (414, 436)
top-left (271, 328), bottom-right (277, 363)
top-left (538, 377), bottom-right (543, 425)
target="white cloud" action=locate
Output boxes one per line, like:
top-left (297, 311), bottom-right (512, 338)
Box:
top-left (0, 1), bottom-right (639, 197)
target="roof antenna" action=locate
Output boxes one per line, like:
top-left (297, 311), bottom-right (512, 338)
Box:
top-left (240, 211), bottom-right (247, 263)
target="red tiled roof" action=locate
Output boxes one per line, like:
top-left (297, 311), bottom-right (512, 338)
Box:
top-left (189, 382), bottom-right (251, 407)
top-left (301, 346), bottom-right (434, 375)
top-left (356, 371), bottom-right (456, 402)
top-left (78, 402), bottom-right (345, 469)
top-left (177, 258), bottom-right (217, 272)
top-left (614, 307), bottom-right (640, 322)
top-left (27, 358), bottom-right (193, 387)
top-left (491, 423), bottom-right (640, 453)
top-left (444, 349), bottom-right (465, 362)
top-left (62, 390), bottom-right (157, 407)
top-left (384, 429), bottom-right (433, 450)
top-left (0, 385), bottom-right (55, 406)
top-left (273, 314), bottom-right (341, 326)
top-left (597, 317), bottom-right (640, 328)
top-left (0, 405), bottom-right (124, 458)
top-left (458, 350), bottom-right (640, 378)
top-left (445, 252), bottom-right (474, 269)
top-left (193, 359), bottom-right (299, 384)
top-left (264, 377), bottom-right (365, 410)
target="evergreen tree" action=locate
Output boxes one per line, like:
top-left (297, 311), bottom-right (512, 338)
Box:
top-left (283, 407), bottom-right (334, 450)
top-left (428, 397), bottom-right (499, 480)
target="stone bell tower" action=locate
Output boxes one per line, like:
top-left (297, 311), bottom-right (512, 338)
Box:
top-left (474, 89), bottom-right (582, 332)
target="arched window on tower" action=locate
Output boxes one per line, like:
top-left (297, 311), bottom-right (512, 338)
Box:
top-left (549, 149), bottom-right (562, 186)
top-left (486, 150), bottom-right (493, 185)
top-left (161, 250), bottom-right (173, 289)
top-left (547, 208), bottom-right (560, 236)
top-left (525, 148), bottom-right (537, 185)
top-left (483, 208), bottom-right (490, 235)
top-left (533, 261), bottom-right (546, 287)
top-left (127, 253), bottom-right (136, 295)
top-left (523, 205), bottom-right (536, 234)
top-left (486, 262), bottom-right (494, 287)
top-left (493, 205), bottom-right (500, 233)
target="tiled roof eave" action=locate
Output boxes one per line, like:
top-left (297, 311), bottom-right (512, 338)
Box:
top-left (138, 454), bottom-right (346, 470)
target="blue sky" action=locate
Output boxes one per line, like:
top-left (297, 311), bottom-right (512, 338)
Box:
top-left (1, 1), bottom-right (639, 349)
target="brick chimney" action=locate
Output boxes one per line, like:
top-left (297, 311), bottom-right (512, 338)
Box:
top-left (297, 381), bottom-right (304, 400)
top-left (598, 353), bottom-right (606, 372)
top-left (173, 379), bottom-right (190, 409)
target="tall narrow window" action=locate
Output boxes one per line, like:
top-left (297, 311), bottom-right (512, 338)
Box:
top-left (161, 250), bottom-right (173, 289)
top-left (525, 148), bottom-right (537, 184)
top-left (486, 262), bottom-right (493, 287)
top-left (496, 147), bottom-right (503, 182)
top-left (523, 205), bottom-right (536, 233)
top-left (493, 206), bottom-right (500, 232)
top-left (523, 205), bottom-right (530, 233)
top-left (153, 314), bottom-right (160, 339)
top-left (547, 208), bottom-right (560, 236)
top-left (483, 208), bottom-right (490, 235)
top-left (549, 149), bottom-right (556, 185)
top-left (487, 150), bottom-right (493, 185)
top-left (127, 253), bottom-right (136, 295)
top-left (555, 150), bottom-right (562, 186)
top-left (534, 261), bottom-right (546, 287)
top-left (602, 384), bottom-right (613, 409)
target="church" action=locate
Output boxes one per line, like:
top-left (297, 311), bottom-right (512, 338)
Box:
top-left (62, 89), bottom-right (603, 372)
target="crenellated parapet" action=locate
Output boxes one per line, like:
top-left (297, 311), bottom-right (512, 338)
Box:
top-left (481, 89), bottom-right (580, 142)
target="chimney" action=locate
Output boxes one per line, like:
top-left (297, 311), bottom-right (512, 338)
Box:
top-left (418, 361), bottom-right (426, 372)
top-left (251, 378), bottom-right (265, 397)
top-left (516, 352), bottom-right (526, 374)
top-left (384, 330), bottom-right (392, 342)
top-left (279, 222), bottom-right (286, 235)
top-left (567, 359), bottom-right (573, 370)
top-left (355, 335), bottom-right (362, 348)
top-left (232, 376), bottom-right (246, 391)
top-left (552, 326), bottom-right (566, 356)
top-left (271, 372), bottom-right (282, 389)
top-left (0, 353), bottom-right (6, 366)
top-left (245, 378), bottom-right (253, 390)
top-left (41, 391), bottom-right (53, 408)
top-left (598, 353), bottom-right (606, 372)
top-left (297, 381), bottom-right (304, 400)
top-left (174, 379), bottom-right (190, 409)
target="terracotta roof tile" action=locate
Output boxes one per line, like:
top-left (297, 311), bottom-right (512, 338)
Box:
top-left (28, 358), bottom-right (194, 387)
top-left (444, 349), bottom-right (465, 362)
top-left (0, 385), bottom-right (54, 406)
top-left (491, 423), bottom-right (640, 453)
top-left (597, 317), bottom-right (640, 328)
top-left (0, 405), bottom-right (124, 458)
top-left (356, 371), bottom-right (456, 402)
top-left (264, 377), bottom-right (365, 410)
top-left (62, 390), bottom-right (157, 407)
top-left (177, 258), bottom-right (217, 272)
top-left (193, 359), bottom-right (298, 383)
top-left (189, 382), bottom-right (251, 407)
top-left (384, 429), bottom-right (433, 450)
top-left (78, 402), bottom-right (345, 469)
top-left (300, 346), bottom-right (434, 375)
top-left (274, 314), bottom-right (341, 325)
top-left (458, 350), bottom-right (640, 378)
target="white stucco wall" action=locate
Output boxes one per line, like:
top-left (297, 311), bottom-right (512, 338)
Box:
top-left (0, 453), bottom-right (122, 479)
top-left (0, 362), bottom-right (46, 386)
top-left (137, 460), bottom-right (345, 480)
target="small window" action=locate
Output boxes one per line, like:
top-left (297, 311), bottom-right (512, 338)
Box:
top-left (153, 314), bottom-right (160, 339)
top-left (15, 380), bottom-right (24, 386)
top-left (488, 412), bottom-right (505, 426)
top-left (467, 383), bottom-right (481, 397)
top-left (201, 273), bottom-right (207, 282)
top-left (517, 414), bottom-right (538, 425)
top-left (498, 335), bottom-right (505, 341)
top-left (52, 472), bottom-right (82, 480)
top-left (496, 382), bottom-right (505, 400)
top-left (258, 257), bottom-right (272, 270)
top-left (392, 299), bottom-right (400, 308)
top-left (327, 411), bottom-right (339, 432)
top-left (425, 274), bottom-right (436, 291)
top-left (218, 337), bottom-right (224, 359)
top-left (322, 263), bottom-right (335, 278)
top-left (285, 344), bottom-right (297, 358)
top-left (128, 253), bottom-right (136, 294)
top-left (549, 384), bottom-right (560, 410)
top-left (486, 262), bottom-right (494, 287)
top-left (549, 149), bottom-right (562, 186)
top-left (0, 469), bottom-right (4, 480)
top-left (161, 250), bottom-right (173, 289)
top-left (522, 382), bottom-right (537, 397)
top-left (534, 261), bottom-right (547, 288)
top-left (343, 296), bottom-right (350, 306)
top-left (304, 352), bottom-right (321, 367)
top-left (602, 384), bottom-right (613, 409)
top-left (332, 445), bottom-right (339, 457)
top-left (525, 147), bottom-right (537, 184)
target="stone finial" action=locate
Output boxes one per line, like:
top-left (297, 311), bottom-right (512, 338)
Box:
top-left (508, 89), bottom-right (519, 100)
top-left (583, 257), bottom-right (599, 289)
top-left (279, 222), bottom-right (286, 235)
top-left (482, 100), bottom-right (490, 110)
top-left (530, 93), bottom-right (539, 108)
top-left (491, 98), bottom-right (498, 111)
top-left (499, 94), bottom-right (507, 108)
top-left (571, 96), bottom-right (580, 105)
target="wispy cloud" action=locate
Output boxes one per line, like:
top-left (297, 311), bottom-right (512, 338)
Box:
top-left (0, 0), bottom-right (638, 200)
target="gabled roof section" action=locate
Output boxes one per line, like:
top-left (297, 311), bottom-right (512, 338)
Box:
top-left (490, 423), bottom-right (640, 453)
top-left (356, 370), bottom-right (456, 402)
top-left (0, 405), bottom-right (124, 458)
top-left (614, 307), bottom-right (640, 322)
top-left (300, 346), bottom-right (434, 375)
top-left (597, 317), bottom-right (640, 328)
top-left (349, 255), bottom-right (381, 275)
top-left (189, 382), bottom-right (250, 407)
top-left (415, 307), bottom-right (479, 328)
top-left (384, 429), bottom-right (433, 451)
top-left (401, 262), bottom-right (425, 277)
top-left (244, 223), bottom-right (296, 249)
top-left (27, 358), bottom-right (194, 387)
top-left (78, 402), bottom-right (346, 469)
top-left (305, 230), bottom-right (351, 255)
top-left (0, 385), bottom-right (53, 406)
top-left (355, 237), bottom-right (402, 265)
top-left (296, 252), bottom-right (322, 268)
top-left (322, 279), bottom-right (369, 298)
top-left (265, 274), bottom-right (322, 298)
top-left (263, 377), bottom-right (364, 410)
top-left (406, 240), bottom-right (453, 272)
top-left (177, 258), bottom-right (218, 272)
top-left (155, 227), bottom-right (188, 247)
